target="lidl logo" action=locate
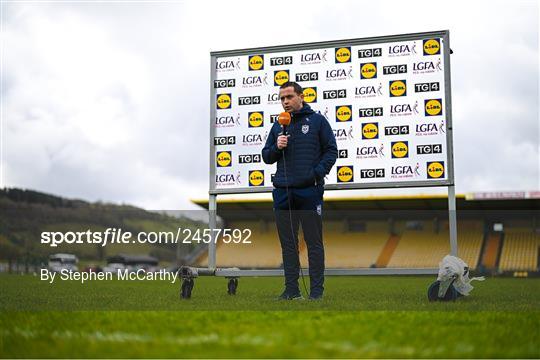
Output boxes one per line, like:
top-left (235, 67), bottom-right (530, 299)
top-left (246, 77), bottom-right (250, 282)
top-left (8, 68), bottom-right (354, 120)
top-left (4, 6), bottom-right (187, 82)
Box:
top-left (216, 93), bottom-right (232, 109)
top-left (274, 70), bottom-right (289, 86)
top-left (427, 161), bottom-right (445, 178)
top-left (389, 80), bottom-right (407, 97)
top-left (303, 87), bottom-right (317, 103)
top-left (337, 166), bottom-right (354, 183)
top-left (249, 170), bottom-right (264, 186)
top-left (362, 122), bottom-right (379, 139)
top-left (335, 47), bottom-right (351, 63)
top-left (335, 105), bottom-right (352, 122)
top-left (216, 151), bottom-right (232, 167)
top-left (248, 55), bottom-right (264, 71)
top-left (423, 39), bottom-right (441, 55)
top-left (425, 99), bottom-right (442, 116)
top-left (248, 111), bottom-right (264, 127)
top-left (391, 141), bottom-right (409, 158)
top-left (360, 62), bottom-right (377, 79)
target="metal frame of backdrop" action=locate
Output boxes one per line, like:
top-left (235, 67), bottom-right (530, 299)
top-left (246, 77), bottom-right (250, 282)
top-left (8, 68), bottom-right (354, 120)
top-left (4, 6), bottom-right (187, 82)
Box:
top-left (207, 30), bottom-right (455, 277)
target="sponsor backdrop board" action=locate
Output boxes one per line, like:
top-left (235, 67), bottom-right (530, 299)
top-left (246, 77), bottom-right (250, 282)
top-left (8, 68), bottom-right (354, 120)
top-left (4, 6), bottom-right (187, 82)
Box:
top-left (210, 31), bottom-right (454, 194)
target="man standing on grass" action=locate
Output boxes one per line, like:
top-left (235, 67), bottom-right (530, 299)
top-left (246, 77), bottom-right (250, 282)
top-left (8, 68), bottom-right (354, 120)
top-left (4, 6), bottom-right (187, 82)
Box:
top-left (262, 81), bottom-right (337, 300)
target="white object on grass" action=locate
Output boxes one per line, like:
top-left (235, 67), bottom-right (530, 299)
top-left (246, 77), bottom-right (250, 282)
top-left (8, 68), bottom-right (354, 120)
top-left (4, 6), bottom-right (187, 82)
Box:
top-left (437, 255), bottom-right (485, 297)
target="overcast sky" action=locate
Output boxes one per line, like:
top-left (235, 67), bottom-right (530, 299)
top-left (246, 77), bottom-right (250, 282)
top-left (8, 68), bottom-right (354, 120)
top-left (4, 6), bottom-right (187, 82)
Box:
top-left (2, 0), bottom-right (538, 210)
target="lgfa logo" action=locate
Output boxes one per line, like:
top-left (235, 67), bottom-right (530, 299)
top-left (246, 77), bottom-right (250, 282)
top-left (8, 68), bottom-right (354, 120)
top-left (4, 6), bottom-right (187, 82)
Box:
top-left (423, 39), bottom-right (441, 55)
top-left (215, 113), bottom-right (240, 128)
top-left (333, 126), bottom-right (354, 141)
top-left (216, 151), bottom-right (232, 167)
top-left (248, 111), bottom-right (264, 127)
top-left (303, 87), bottom-right (317, 103)
top-left (325, 66), bottom-right (353, 81)
top-left (424, 99), bottom-right (443, 116)
top-left (267, 93), bottom-right (280, 105)
top-left (389, 80), bottom-right (407, 97)
top-left (391, 141), bottom-right (409, 158)
top-left (215, 172), bottom-right (241, 186)
top-left (362, 122), bottom-right (379, 139)
top-left (249, 170), bottom-right (264, 186)
top-left (413, 60), bottom-right (442, 74)
top-left (388, 42), bottom-right (417, 57)
top-left (360, 62), bottom-right (377, 79)
top-left (391, 165), bottom-right (418, 179)
top-left (337, 166), bottom-right (354, 183)
top-left (216, 93), bottom-right (232, 109)
top-left (300, 50), bottom-right (328, 64)
top-left (248, 55), bottom-right (264, 71)
top-left (335, 105), bottom-right (352, 122)
top-left (390, 101), bottom-right (419, 117)
top-left (274, 70), bottom-right (289, 86)
top-left (427, 161), bottom-right (445, 178)
top-left (415, 121), bottom-right (445, 136)
top-left (355, 83), bottom-right (383, 98)
top-left (356, 144), bottom-right (384, 160)
top-left (242, 74), bottom-right (268, 88)
top-left (216, 57), bottom-right (240, 72)
top-left (335, 47), bottom-right (351, 63)
top-left (242, 131), bottom-right (268, 146)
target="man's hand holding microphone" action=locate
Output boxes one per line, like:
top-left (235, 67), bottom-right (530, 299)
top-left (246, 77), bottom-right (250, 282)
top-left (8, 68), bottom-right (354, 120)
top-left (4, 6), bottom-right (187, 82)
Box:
top-left (277, 112), bottom-right (291, 150)
top-left (277, 135), bottom-right (289, 150)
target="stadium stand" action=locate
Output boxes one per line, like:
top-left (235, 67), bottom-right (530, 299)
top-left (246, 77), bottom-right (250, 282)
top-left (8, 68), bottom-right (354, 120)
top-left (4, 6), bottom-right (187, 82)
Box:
top-left (480, 232), bottom-right (503, 270)
top-left (375, 234), bottom-right (400, 268)
top-left (197, 220), bottom-right (392, 269)
top-left (322, 221), bottom-right (389, 268)
top-left (192, 194), bottom-right (539, 274)
top-left (386, 221), bottom-right (450, 268)
top-left (197, 221), bottom-right (282, 268)
top-left (382, 220), bottom-right (483, 269)
top-left (499, 228), bottom-right (540, 271)
top-left (197, 219), bottom-right (485, 270)
top-left (456, 221), bottom-right (484, 269)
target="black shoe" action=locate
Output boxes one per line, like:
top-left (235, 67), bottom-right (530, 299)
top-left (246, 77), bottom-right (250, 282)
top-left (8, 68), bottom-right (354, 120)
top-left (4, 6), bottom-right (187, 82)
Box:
top-left (277, 291), bottom-right (304, 300)
top-left (309, 294), bottom-right (323, 301)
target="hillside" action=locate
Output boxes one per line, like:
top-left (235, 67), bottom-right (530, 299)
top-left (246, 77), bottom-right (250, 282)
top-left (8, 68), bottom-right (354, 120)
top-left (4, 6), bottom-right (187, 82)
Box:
top-left (0, 188), bottom-right (204, 267)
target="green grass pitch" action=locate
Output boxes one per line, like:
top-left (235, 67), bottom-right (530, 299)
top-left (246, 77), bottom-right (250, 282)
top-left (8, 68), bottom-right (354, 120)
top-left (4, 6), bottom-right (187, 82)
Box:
top-left (1, 274), bottom-right (539, 358)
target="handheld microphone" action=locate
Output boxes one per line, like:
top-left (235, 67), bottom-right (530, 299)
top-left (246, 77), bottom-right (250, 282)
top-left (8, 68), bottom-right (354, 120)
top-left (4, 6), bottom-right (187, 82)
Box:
top-left (278, 112), bottom-right (291, 135)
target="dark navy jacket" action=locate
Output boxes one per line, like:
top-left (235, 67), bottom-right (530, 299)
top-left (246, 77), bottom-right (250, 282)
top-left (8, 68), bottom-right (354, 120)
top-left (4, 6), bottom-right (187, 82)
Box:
top-left (262, 104), bottom-right (338, 188)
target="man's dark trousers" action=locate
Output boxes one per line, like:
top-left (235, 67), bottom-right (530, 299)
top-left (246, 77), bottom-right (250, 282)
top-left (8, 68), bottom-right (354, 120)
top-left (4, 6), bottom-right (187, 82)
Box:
top-left (272, 184), bottom-right (325, 297)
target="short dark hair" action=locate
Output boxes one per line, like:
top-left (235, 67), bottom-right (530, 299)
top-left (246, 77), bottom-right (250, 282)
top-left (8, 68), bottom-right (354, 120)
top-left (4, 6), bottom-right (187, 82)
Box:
top-left (279, 81), bottom-right (303, 95)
